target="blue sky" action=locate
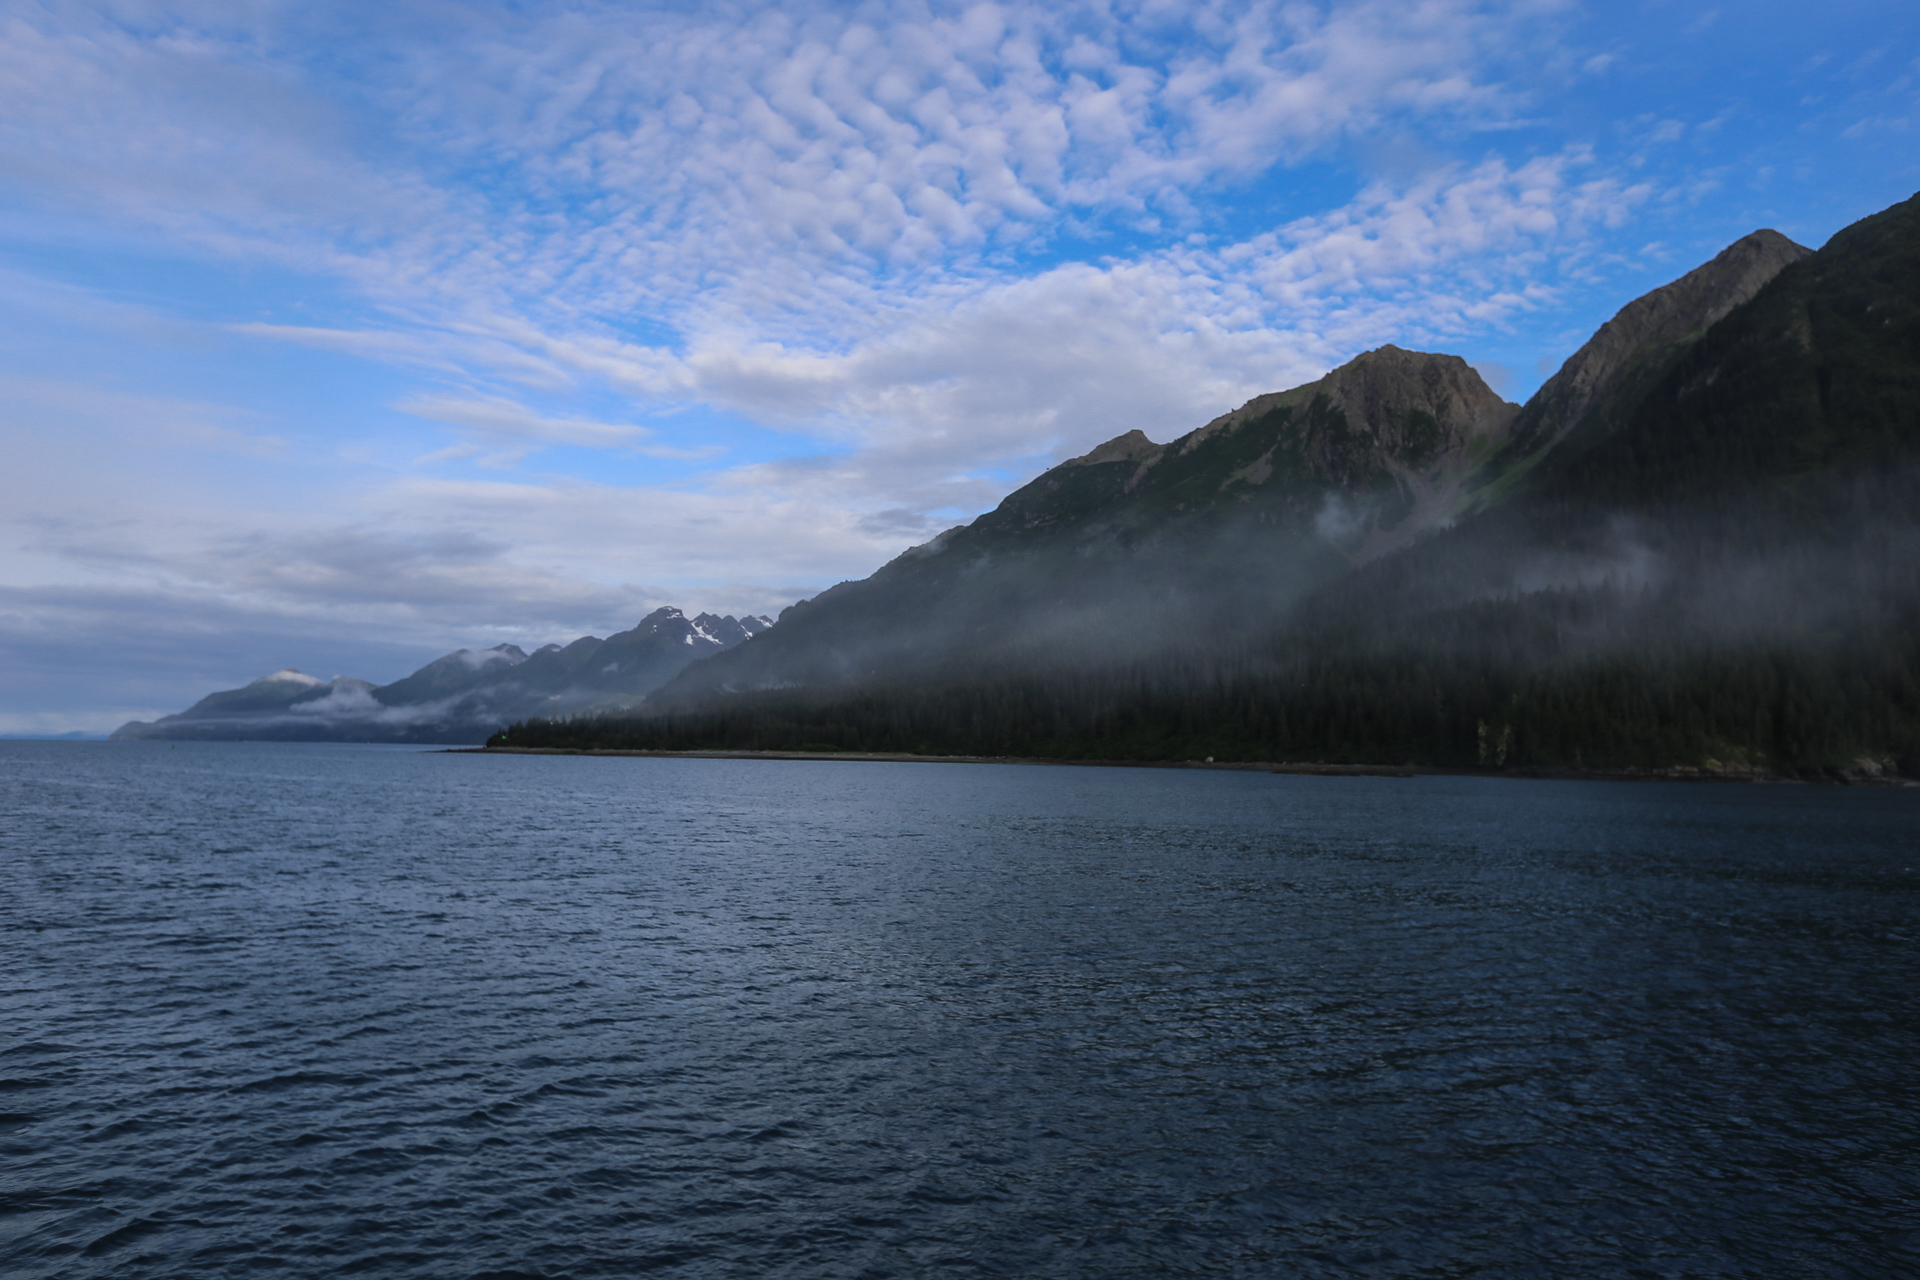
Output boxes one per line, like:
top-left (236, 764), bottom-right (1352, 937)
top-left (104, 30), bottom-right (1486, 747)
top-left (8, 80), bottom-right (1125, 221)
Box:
top-left (2, 0), bottom-right (1917, 732)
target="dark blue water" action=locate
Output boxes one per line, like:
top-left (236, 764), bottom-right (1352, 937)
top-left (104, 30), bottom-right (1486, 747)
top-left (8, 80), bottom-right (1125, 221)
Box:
top-left (2, 742), bottom-right (1916, 1278)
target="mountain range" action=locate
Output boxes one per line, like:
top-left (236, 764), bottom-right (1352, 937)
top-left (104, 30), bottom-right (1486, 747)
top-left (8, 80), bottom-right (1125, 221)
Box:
top-left (112, 608), bottom-right (771, 744)
top-left (498, 191), bottom-right (1920, 779)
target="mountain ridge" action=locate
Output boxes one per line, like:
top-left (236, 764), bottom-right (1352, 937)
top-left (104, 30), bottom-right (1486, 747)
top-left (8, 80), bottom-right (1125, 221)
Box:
top-left (500, 192), bottom-right (1920, 776)
top-left (654, 343), bottom-right (1528, 700)
top-left (113, 606), bottom-right (773, 744)
top-left (1481, 227), bottom-right (1814, 501)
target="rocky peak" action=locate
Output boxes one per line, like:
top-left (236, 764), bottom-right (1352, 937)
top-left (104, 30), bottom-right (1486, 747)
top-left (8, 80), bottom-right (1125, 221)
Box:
top-left (1517, 229), bottom-right (1812, 452)
top-left (1186, 346), bottom-right (1515, 468)
top-left (1062, 428), bottom-right (1161, 468)
top-left (622, 606), bottom-right (774, 648)
top-left (691, 612), bottom-right (775, 645)
top-left (1314, 345), bottom-right (1517, 458)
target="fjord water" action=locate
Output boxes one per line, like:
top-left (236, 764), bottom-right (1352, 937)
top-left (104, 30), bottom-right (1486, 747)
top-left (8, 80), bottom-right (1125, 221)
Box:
top-left (3, 744), bottom-right (1915, 1279)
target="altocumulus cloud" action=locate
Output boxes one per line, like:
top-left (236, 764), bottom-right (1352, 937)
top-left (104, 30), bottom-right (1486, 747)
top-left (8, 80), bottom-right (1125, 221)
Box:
top-left (1, 0), bottom-right (1916, 728)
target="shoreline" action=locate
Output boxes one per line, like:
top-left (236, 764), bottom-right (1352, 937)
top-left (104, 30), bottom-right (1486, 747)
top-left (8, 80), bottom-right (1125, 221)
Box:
top-left (455, 745), bottom-right (1917, 786)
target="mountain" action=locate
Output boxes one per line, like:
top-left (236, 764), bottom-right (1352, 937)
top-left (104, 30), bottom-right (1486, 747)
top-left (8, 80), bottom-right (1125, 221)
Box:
top-left (501, 193), bottom-right (1920, 778)
top-left (1473, 228), bottom-right (1813, 504)
top-left (656, 344), bottom-right (1520, 698)
top-left (646, 226), bottom-right (1807, 704)
top-left (1528, 199), bottom-right (1917, 512)
top-left (112, 607), bottom-right (772, 744)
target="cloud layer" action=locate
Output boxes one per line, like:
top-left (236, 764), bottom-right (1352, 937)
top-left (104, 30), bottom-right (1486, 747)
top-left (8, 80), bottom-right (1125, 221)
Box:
top-left (2, 0), bottom-right (1916, 727)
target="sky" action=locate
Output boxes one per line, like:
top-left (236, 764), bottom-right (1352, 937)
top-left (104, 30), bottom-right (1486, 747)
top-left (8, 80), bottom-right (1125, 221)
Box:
top-left (2, 0), bottom-right (1917, 733)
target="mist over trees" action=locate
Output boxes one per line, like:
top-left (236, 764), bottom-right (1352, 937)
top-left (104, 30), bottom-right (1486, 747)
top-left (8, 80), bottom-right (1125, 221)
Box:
top-left (494, 194), bottom-right (1920, 778)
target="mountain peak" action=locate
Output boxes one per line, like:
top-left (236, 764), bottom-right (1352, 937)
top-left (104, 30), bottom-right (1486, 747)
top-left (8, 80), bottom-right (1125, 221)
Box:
top-left (1063, 429), bottom-right (1160, 468)
top-left (1317, 345), bottom-right (1516, 440)
top-left (1502, 226), bottom-right (1814, 467)
top-left (441, 645), bottom-right (527, 671)
top-left (1190, 346), bottom-right (1514, 455)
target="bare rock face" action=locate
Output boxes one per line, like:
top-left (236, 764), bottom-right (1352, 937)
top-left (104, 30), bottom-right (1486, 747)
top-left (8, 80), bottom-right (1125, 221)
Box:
top-left (1317, 348), bottom-right (1520, 560)
top-left (1053, 346), bottom-right (1517, 504)
top-left (1141, 346), bottom-right (1518, 561)
top-left (1299, 344), bottom-right (1517, 480)
top-left (1313, 345), bottom-right (1516, 444)
top-left (1183, 346), bottom-right (1513, 459)
top-left (1505, 229), bottom-right (1812, 464)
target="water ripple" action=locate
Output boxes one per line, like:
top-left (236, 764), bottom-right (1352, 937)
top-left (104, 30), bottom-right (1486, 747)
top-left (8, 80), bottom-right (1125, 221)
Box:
top-left (2, 742), bottom-right (1916, 1278)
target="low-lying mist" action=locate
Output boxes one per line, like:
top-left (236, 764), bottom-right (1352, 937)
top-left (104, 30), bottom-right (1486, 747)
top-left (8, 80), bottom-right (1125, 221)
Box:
top-left (503, 463), bottom-right (1920, 776)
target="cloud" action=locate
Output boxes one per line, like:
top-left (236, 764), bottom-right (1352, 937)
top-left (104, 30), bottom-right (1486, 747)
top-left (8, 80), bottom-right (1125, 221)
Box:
top-left (0, 0), bottom-right (1720, 731)
top-left (2, 148), bottom-right (1639, 697)
top-left (0, 582), bottom-right (455, 733)
top-left (630, 150), bottom-right (1647, 505)
top-left (0, 1), bottom-right (1564, 328)
top-left (0, 375), bottom-right (288, 456)
top-left (0, 496), bottom-right (832, 733)
top-left (433, 0), bottom-right (1557, 334)
top-left (223, 148), bottom-right (1640, 520)
top-left (395, 393), bottom-right (721, 465)
top-left (9, 459), bottom-right (887, 634)
top-left (0, 2), bottom-right (1606, 499)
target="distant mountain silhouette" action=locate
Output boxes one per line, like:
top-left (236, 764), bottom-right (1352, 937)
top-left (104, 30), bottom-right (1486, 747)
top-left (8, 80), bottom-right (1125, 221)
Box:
top-left (112, 608), bottom-right (771, 744)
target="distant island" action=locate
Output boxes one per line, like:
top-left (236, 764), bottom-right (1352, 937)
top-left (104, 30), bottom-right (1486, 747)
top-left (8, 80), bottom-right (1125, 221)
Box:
top-left (112, 608), bottom-right (771, 744)
top-left (489, 193), bottom-right (1920, 781)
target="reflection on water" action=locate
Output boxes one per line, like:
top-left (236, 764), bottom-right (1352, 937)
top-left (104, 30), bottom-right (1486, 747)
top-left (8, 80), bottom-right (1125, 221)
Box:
top-left (3, 742), bottom-right (1916, 1277)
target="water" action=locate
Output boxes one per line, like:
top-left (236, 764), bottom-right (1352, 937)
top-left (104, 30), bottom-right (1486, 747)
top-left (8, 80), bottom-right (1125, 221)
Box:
top-left (2, 742), bottom-right (1916, 1279)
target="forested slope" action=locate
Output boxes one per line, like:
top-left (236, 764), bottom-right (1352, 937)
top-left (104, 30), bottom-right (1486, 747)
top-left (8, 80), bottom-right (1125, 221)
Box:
top-left (496, 194), bottom-right (1920, 777)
